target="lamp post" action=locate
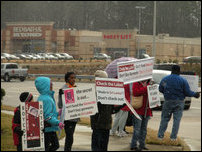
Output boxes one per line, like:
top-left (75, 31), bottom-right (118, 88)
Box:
top-left (152, 1), bottom-right (157, 58)
top-left (135, 6), bottom-right (146, 34)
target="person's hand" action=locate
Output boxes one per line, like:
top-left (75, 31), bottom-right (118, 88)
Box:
top-left (15, 126), bottom-right (24, 136)
top-left (58, 109), bottom-right (62, 116)
top-left (59, 122), bottom-right (65, 129)
top-left (59, 89), bottom-right (64, 95)
top-left (194, 92), bottom-right (200, 98)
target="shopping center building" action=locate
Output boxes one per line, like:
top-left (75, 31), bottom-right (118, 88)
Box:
top-left (1, 22), bottom-right (201, 61)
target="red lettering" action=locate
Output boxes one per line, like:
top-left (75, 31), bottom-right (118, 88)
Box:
top-left (117, 35), bottom-right (119, 39)
top-left (129, 34), bottom-right (132, 39)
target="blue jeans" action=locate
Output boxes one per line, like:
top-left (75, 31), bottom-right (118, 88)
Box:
top-left (91, 129), bottom-right (110, 151)
top-left (158, 100), bottom-right (184, 139)
top-left (130, 115), bottom-right (150, 149)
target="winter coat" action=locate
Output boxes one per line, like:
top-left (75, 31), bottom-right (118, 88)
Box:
top-left (35, 77), bottom-right (60, 132)
top-left (90, 102), bottom-right (125, 130)
top-left (159, 74), bottom-right (196, 101)
top-left (132, 82), bottom-right (152, 117)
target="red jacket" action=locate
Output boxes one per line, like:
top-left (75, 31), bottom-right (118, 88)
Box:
top-left (132, 82), bottom-right (152, 117)
top-left (121, 84), bottom-right (131, 111)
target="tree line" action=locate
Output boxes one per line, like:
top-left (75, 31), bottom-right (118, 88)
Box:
top-left (1, 1), bottom-right (201, 38)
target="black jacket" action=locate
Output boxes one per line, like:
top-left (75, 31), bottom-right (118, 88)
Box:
top-left (90, 102), bottom-right (125, 130)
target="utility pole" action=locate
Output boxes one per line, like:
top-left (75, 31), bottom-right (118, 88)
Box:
top-left (152, 1), bottom-right (156, 58)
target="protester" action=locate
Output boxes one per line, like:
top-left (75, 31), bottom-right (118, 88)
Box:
top-left (90, 70), bottom-right (126, 151)
top-left (110, 80), bottom-right (131, 137)
top-left (58, 72), bottom-right (80, 151)
top-left (12, 92), bottom-right (34, 151)
top-left (35, 77), bottom-right (64, 151)
top-left (130, 79), bottom-right (152, 151)
top-left (157, 65), bottom-right (200, 141)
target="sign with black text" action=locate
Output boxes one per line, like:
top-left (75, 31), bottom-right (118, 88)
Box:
top-left (117, 57), bottom-right (154, 84)
top-left (62, 85), bottom-right (98, 120)
top-left (95, 77), bottom-right (125, 105)
top-left (147, 84), bottom-right (161, 108)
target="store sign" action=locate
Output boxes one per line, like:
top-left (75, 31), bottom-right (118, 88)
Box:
top-left (103, 34), bottom-right (132, 40)
top-left (12, 26), bottom-right (43, 38)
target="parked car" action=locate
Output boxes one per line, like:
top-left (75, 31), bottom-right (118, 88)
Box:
top-left (2, 53), bottom-right (12, 60)
top-left (54, 53), bottom-right (66, 60)
top-left (153, 63), bottom-right (196, 75)
top-left (93, 53), bottom-right (111, 60)
top-left (152, 69), bottom-right (192, 110)
top-left (183, 56), bottom-right (201, 63)
top-left (59, 53), bottom-right (74, 60)
top-left (1, 63), bottom-right (28, 82)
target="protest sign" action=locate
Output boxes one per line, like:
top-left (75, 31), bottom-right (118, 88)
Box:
top-left (117, 57), bottom-right (154, 84)
top-left (181, 75), bottom-right (199, 92)
top-left (125, 100), bottom-right (141, 120)
top-left (147, 84), bottom-right (161, 108)
top-left (20, 102), bottom-right (44, 151)
top-left (62, 85), bottom-right (98, 120)
top-left (95, 77), bottom-right (125, 105)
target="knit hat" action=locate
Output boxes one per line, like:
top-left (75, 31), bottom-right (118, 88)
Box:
top-left (19, 92), bottom-right (33, 102)
top-left (94, 70), bottom-right (108, 78)
top-left (172, 65), bottom-right (180, 74)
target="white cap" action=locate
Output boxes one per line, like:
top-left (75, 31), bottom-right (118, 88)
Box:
top-left (94, 70), bottom-right (108, 78)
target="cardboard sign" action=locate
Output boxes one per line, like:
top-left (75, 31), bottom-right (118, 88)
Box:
top-left (118, 57), bottom-right (154, 84)
top-left (62, 85), bottom-right (98, 120)
top-left (95, 77), bottom-right (125, 105)
top-left (180, 75), bottom-right (199, 92)
top-left (147, 84), bottom-right (161, 108)
top-left (20, 102), bottom-right (44, 151)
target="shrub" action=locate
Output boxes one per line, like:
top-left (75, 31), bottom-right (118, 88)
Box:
top-left (156, 59), bottom-right (161, 64)
top-left (163, 60), bottom-right (167, 63)
top-left (173, 59), bottom-right (179, 64)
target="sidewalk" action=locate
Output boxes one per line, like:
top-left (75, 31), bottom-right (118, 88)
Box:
top-left (0, 110), bottom-right (186, 151)
top-left (58, 124), bottom-right (183, 151)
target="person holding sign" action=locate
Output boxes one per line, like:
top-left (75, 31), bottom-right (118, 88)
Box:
top-left (58, 72), bottom-right (80, 151)
top-left (35, 77), bottom-right (64, 151)
top-left (12, 92), bottom-right (34, 151)
top-left (157, 65), bottom-right (200, 141)
top-left (130, 79), bottom-right (153, 151)
top-left (91, 70), bottom-right (126, 151)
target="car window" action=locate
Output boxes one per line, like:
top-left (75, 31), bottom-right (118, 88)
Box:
top-left (152, 73), bottom-right (169, 84)
top-left (1, 65), bottom-right (4, 69)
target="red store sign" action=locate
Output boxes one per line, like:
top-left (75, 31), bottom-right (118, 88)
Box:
top-left (103, 34), bottom-right (132, 40)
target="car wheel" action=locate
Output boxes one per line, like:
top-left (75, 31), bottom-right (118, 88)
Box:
top-left (4, 74), bottom-right (10, 82)
top-left (20, 77), bottom-right (25, 82)
top-left (184, 104), bottom-right (191, 110)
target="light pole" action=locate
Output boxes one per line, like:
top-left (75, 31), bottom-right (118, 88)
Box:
top-left (135, 6), bottom-right (146, 34)
top-left (152, 1), bottom-right (157, 58)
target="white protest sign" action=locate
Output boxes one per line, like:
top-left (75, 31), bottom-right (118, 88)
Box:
top-left (180, 75), bottom-right (199, 92)
top-left (117, 57), bottom-right (154, 84)
top-left (20, 102), bottom-right (45, 151)
top-left (147, 84), bottom-right (161, 108)
top-left (95, 77), bottom-right (125, 105)
top-left (62, 85), bottom-right (98, 120)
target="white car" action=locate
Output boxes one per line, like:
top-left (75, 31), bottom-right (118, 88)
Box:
top-left (59, 53), bottom-right (73, 60)
top-left (152, 69), bottom-right (192, 110)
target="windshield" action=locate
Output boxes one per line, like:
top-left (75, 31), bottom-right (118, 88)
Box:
top-left (152, 72), bottom-right (170, 84)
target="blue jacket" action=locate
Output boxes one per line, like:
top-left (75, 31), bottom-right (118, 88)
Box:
top-left (159, 74), bottom-right (195, 101)
top-left (35, 77), bottom-right (60, 132)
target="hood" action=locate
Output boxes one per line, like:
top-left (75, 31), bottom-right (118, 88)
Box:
top-left (35, 77), bottom-right (51, 95)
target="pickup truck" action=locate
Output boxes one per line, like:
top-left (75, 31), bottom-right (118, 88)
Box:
top-left (1, 63), bottom-right (28, 82)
